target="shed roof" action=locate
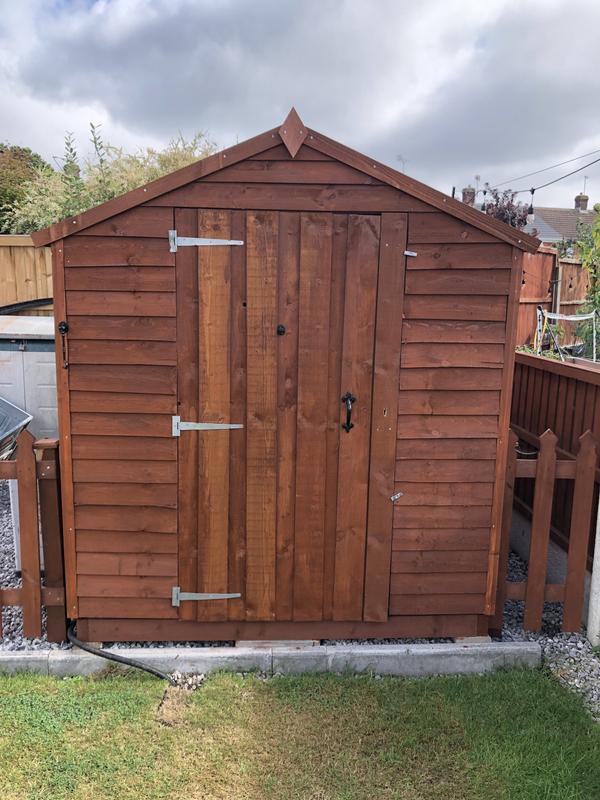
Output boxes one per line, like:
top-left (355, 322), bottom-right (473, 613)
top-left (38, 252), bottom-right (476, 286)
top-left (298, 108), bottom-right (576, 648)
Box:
top-left (32, 109), bottom-right (539, 253)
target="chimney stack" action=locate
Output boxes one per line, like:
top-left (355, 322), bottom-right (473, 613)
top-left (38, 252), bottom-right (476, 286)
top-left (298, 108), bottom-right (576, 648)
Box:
top-left (462, 186), bottom-right (476, 206)
top-left (575, 193), bottom-right (589, 211)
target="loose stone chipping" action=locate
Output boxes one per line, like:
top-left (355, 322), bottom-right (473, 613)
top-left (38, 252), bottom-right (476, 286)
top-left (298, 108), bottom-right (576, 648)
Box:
top-left (1, 482), bottom-right (598, 719)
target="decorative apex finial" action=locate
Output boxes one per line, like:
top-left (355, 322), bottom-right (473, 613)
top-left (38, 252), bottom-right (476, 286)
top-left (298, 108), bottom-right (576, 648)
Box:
top-left (279, 107), bottom-right (307, 158)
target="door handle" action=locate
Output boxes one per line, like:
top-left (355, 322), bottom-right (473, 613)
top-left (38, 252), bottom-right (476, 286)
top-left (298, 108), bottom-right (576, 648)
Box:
top-left (341, 392), bottom-right (356, 432)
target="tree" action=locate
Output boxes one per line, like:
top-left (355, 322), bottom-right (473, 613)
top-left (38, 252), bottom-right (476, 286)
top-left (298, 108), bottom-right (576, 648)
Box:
top-left (0, 143), bottom-right (51, 232)
top-left (481, 186), bottom-right (529, 230)
top-left (5, 124), bottom-right (217, 233)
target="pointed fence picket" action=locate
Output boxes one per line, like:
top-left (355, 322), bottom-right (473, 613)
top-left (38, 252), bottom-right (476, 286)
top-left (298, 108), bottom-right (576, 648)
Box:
top-left (492, 427), bottom-right (597, 633)
top-left (0, 431), bottom-right (67, 641)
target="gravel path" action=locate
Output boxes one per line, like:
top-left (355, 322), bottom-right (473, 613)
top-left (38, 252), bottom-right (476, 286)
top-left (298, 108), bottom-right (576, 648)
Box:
top-left (1, 481), bottom-right (599, 718)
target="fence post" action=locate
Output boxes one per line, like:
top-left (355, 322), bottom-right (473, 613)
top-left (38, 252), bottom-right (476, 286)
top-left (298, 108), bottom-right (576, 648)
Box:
top-left (16, 429), bottom-right (42, 638)
top-left (37, 442), bottom-right (67, 642)
top-left (563, 431), bottom-right (597, 631)
top-left (524, 429), bottom-right (557, 631)
top-left (588, 499), bottom-right (600, 646)
top-left (490, 429), bottom-right (518, 635)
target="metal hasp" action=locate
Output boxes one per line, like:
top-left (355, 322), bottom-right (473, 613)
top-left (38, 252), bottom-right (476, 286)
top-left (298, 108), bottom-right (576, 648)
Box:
top-left (171, 587), bottom-right (242, 607)
top-left (172, 416), bottom-right (244, 437)
top-left (168, 229), bottom-right (244, 252)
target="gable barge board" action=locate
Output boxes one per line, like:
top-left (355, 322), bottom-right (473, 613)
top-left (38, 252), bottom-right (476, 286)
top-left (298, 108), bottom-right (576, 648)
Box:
top-left (32, 113), bottom-right (539, 252)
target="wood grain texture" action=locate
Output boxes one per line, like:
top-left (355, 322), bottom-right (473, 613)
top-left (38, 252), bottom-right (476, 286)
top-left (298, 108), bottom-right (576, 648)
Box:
top-left (227, 210), bottom-right (247, 621)
top-left (396, 415), bottom-right (498, 439)
top-left (399, 367), bottom-right (503, 391)
top-left (397, 390), bottom-right (500, 415)
top-left (64, 266), bottom-right (175, 292)
top-left (69, 364), bottom-right (176, 394)
top-left (51, 241), bottom-right (78, 617)
top-left (196, 210), bottom-right (232, 621)
top-left (64, 236), bottom-right (174, 266)
top-left (245, 211), bottom-right (278, 620)
top-left (67, 291), bottom-right (176, 317)
top-left (363, 212), bottom-right (407, 622)
top-left (147, 182), bottom-right (434, 213)
top-left (396, 439), bottom-right (497, 460)
top-left (70, 392), bottom-right (176, 414)
top-left (293, 213), bottom-right (333, 621)
top-left (333, 214), bottom-right (380, 620)
top-left (523, 430), bottom-right (557, 630)
top-left (16, 430), bottom-right (42, 637)
top-left (175, 208), bottom-right (199, 621)
top-left (71, 435), bottom-right (176, 460)
top-left (275, 211), bottom-right (300, 620)
top-left (406, 243), bottom-right (512, 269)
top-left (404, 295), bottom-right (507, 321)
top-left (392, 529), bottom-right (490, 551)
top-left (68, 316), bottom-right (176, 341)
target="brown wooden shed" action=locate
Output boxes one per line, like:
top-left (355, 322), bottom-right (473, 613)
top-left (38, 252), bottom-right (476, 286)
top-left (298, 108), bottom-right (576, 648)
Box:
top-left (32, 109), bottom-right (539, 642)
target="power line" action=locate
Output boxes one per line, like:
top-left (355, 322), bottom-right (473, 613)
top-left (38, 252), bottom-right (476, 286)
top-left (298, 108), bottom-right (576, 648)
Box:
top-left (490, 146), bottom-right (600, 189)
top-left (514, 154), bottom-right (600, 194)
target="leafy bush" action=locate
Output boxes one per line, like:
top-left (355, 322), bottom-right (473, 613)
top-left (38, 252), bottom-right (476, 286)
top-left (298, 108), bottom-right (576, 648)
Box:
top-left (0, 143), bottom-right (52, 232)
top-left (5, 124), bottom-right (216, 233)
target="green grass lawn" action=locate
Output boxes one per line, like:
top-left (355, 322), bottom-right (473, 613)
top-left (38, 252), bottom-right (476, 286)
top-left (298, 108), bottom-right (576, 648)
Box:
top-left (0, 668), bottom-right (598, 800)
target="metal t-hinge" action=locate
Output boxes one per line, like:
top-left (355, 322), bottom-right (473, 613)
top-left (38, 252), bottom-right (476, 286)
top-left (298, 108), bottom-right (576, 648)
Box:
top-left (168, 229), bottom-right (244, 252)
top-left (172, 587), bottom-right (241, 607)
top-left (172, 416), bottom-right (244, 437)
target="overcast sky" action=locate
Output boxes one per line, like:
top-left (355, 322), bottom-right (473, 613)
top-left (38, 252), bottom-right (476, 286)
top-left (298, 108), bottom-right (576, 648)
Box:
top-left (1, 0), bottom-right (599, 208)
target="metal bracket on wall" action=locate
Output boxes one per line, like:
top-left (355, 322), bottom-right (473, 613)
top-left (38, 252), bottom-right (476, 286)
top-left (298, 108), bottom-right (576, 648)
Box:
top-left (390, 491), bottom-right (404, 502)
top-left (168, 229), bottom-right (244, 252)
top-left (171, 415), bottom-right (244, 437)
top-left (171, 587), bottom-right (242, 607)
top-left (404, 250), bottom-right (418, 257)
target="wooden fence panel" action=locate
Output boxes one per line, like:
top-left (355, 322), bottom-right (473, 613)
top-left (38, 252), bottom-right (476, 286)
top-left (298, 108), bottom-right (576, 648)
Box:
top-left (511, 352), bottom-right (600, 565)
top-left (0, 436), bottom-right (67, 641)
top-left (0, 235), bottom-right (53, 314)
top-left (495, 426), bottom-right (597, 632)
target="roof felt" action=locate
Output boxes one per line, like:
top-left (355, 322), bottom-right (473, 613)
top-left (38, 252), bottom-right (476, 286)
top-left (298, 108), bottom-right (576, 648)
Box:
top-left (31, 109), bottom-right (539, 253)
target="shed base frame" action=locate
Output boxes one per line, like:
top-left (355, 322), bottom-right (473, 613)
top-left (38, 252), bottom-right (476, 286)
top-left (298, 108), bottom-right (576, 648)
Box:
top-left (77, 614), bottom-right (490, 643)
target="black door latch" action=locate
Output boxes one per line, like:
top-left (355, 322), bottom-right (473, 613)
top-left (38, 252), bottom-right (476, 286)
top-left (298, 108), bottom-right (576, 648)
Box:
top-left (341, 392), bottom-right (356, 432)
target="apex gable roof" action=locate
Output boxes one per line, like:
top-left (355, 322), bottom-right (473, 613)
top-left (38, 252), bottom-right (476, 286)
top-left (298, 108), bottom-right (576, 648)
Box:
top-left (32, 109), bottom-right (539, 252)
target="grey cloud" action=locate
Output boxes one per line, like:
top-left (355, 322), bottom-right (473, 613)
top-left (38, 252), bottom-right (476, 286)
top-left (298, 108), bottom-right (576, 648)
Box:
top-left (5, 0), bottom-right (600, 205)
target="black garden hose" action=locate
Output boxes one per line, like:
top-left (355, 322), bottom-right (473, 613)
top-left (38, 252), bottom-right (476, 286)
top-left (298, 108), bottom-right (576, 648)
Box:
top-left (67, 621), bottom-right (175, 684)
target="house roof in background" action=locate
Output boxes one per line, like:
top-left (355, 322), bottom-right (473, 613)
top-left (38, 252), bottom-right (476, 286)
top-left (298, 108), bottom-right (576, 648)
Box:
top-left (524, 206), bottom-right (598, 242)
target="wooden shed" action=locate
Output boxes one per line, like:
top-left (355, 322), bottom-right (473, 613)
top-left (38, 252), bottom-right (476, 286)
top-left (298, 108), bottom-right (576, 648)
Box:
top-left (32, 109), bottom-right (539, 642)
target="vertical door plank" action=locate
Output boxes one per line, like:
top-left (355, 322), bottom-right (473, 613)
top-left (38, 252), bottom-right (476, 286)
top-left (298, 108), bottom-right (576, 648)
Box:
top-left (563, 430), bottom-right (597, 631)
top-left (245, 211), bottom-right (278, 620)
top-left (176, 208), bottom-right (199, 621)
top-left (293, 213), bottom-right (333, 620)
top-left (276, 212), bottom-right (300, 620)
top-left (323, 215), bottom-right (349, 619)
top-left (17, 430), bottom-right (42, 638)
top-left (490, 429), bottom-right (518, 634)
top-left (333, 215), bottom-right (380, 620)
top-left (363, 212), bottom-right (407, 621)
top-left (197, 210), bottom-right (232, 621)
top-left (228, 210), bottom-right (247, 621)
top-left (523, 429), bottom-right (557, 630)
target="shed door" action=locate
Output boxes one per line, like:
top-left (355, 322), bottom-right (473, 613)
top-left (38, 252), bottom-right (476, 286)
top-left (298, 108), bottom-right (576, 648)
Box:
top-left (175, 209), bottom-right (405, 623)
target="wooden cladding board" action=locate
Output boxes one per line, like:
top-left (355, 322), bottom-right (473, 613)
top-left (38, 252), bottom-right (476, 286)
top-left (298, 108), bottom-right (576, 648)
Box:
top-left (60, 168), bottom-right (516, 633)
top-left (391, 234), bottom-right (510, 617)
